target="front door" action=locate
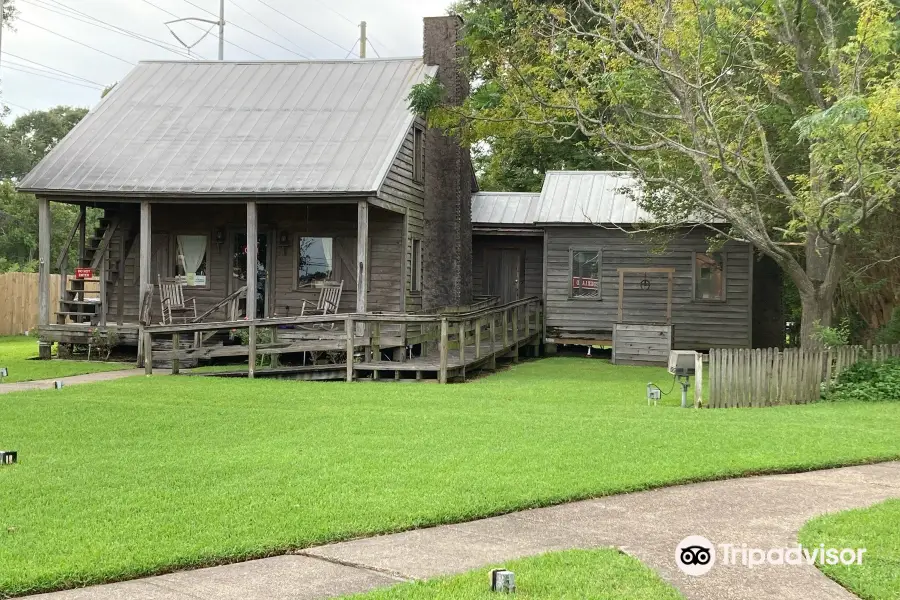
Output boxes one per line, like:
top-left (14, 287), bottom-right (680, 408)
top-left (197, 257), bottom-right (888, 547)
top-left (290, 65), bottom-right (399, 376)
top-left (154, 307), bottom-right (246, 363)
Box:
top-left (485, 248), bottom-right (523, 304)
top-left (231, 232), bottom-right (271, 318)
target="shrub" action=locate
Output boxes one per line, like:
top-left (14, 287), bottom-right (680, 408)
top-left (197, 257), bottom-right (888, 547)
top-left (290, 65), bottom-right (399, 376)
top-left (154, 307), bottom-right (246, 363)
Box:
top-left (828, 358), bottom-right (900, 402)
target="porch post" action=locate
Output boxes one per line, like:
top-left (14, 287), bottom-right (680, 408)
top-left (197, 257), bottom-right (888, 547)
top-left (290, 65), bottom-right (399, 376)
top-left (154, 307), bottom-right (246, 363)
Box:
top-left (356, 199), bottom-right (369, 314)
top-left (77, 205), bottom-right (86, 265)
top-left (38, 197), bottom-right (51, 359)
top-left (246, 201), bottom-right (258, 379)
top-left (137, 201), bottom-right (151, 366)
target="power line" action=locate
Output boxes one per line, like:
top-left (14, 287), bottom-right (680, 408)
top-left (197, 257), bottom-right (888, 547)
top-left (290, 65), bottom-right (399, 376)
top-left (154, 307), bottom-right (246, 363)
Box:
top-left (325, 6), bottom-right (355, 26)
top-left (140, 0), bottom-right (265, 59)
top-left (2, 100), bottom-right (35, 112)
top-left (181, 0), bottom-right (307, 58)
top-left (343, 39), bottom-right (358, 59)
top-left (5, 58), bottom-right (103, 88)
top-left (227, 0), bottom-right (313, 58)
top-left (3, 51), bottom-right (106, 86)
top-left (22, 0), bottom-right (203, 60)
top-left (17, 17), bottom-right (136, 66)
top-left (251, 0), bottom-right (353, 54)
top-left (3, 63), bottom-right (105, 90)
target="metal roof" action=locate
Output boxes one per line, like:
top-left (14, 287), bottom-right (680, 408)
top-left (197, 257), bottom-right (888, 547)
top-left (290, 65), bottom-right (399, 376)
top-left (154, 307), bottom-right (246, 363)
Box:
top-left (471, 192), bottom-right (541, 225)
top-left (536, 171), bottom-right (653, 224)
top-left (19, 58), bottom-right (437, 196)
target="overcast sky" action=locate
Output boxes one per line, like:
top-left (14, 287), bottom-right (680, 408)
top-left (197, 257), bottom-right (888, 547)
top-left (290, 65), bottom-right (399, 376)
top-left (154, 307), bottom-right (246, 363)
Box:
top-left (1, 0), bottom-right (450, 120)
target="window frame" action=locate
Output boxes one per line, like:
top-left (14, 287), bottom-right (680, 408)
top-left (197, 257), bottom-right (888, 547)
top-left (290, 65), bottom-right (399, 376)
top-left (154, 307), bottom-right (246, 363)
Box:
top-left (568, 246), bottom-right (603, 301)
top-left (172, 232), bottom-right (211, 290)
top-left (293, 234), bottom-right (339, 290)
top-left (692, 250), bottom-right (727, 302)
top-left (410, 237), bottom-right (423, 294)
top-left (412, 126), bottom-right (425, 184)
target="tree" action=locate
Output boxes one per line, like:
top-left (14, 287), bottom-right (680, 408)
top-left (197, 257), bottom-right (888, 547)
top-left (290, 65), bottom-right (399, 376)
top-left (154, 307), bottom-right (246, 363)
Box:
top-left (427, 0), bottom-right (900, 347)
top-left (0, 106), bottom-right (91, 272)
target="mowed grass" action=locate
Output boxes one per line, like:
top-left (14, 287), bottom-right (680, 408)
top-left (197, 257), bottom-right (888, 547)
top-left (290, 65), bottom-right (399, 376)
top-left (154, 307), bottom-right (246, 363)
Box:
top-left (1, 358), bottom-right (900, 595)
top-left (0, 336), bottom-right (132, 383)
top-left (341, 549), bottom-right (683, 600)
top-left (799, 499), bottom-right (900, 600)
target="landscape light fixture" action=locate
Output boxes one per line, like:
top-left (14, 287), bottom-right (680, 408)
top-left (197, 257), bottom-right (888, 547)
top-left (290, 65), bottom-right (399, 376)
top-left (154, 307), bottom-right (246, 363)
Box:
top-left (54, 381), bottom-right (64, 390)
top-left (490, 569), bottom-right (516, 594)
top-left (0, 367), bottom-right (7, 382)
top-left (0, 451), bottom-right (17, 465)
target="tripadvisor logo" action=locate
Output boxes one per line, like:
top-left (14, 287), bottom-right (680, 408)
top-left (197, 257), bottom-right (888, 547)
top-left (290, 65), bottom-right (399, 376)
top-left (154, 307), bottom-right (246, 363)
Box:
top-left (676, 536), bottom-right (866, 576)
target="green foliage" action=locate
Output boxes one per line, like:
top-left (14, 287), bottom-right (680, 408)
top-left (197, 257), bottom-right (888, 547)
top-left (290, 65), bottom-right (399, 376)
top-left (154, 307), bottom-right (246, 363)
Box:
top-left (407, 76), bottom-right (445, 118)
top-left (88, 327), bottom-right (120, 361)
top-left (813, 318), bottom-right (852, 348)
top-left (799, 499), bottom-right (900, 600)
top-left (229, 326), bottom-right (275, 366)
top-left (874, 307), bottom-right (900, 344)
top-left (828, 359), bottom-right (900, 402)
top-left (2, 357), bottom-right (900, 595)
top-left (0, 106), bottom-right (92, 272)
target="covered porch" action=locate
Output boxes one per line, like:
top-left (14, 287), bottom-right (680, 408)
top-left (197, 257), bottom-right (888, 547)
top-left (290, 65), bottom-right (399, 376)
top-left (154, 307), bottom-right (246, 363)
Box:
top-left (35, 196), bottom-right (410, 363)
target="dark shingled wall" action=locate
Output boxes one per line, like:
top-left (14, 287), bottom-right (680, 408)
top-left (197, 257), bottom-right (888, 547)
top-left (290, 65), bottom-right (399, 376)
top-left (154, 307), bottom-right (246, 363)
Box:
top-left (422, 15), bottom-right (473, 311)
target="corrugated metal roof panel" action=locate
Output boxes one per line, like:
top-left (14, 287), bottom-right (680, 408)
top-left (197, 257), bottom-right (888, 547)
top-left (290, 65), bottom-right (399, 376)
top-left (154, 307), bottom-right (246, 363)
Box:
top-left (471, 192), bottom-right (541, 225)
top-left (535, 171), bottom-right (654, 224)
top-left (19, 58), bottom-right (437, 196)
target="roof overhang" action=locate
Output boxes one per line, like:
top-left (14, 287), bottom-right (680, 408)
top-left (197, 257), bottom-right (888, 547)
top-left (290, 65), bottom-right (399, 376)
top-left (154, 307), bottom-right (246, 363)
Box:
top-left (473, 226), bottom-right (543, 236)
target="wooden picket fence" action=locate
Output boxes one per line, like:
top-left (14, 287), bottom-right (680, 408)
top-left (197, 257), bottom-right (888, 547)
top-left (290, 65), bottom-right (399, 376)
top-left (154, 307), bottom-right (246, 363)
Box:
top-left (708, 344), bottom-right (900, 408)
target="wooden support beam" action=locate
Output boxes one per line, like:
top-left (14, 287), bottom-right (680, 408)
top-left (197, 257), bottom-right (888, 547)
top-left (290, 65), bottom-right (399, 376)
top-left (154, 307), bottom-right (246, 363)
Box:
top-left (77, 205), bottom-right (86, 266)
top-left (117, 223), bottom-right (126, 325)
top-left (345, 317), bottom-right (354, 382)
top-left (248, 325), bottom-right (257, 379)
top-left (144, 330), bottom-right (153, 375)
top-left (172, 332), bottom-right (180, 375)
top-left (137, 201), bottom-right (151, 366)
top-left (356, 199), bottom-right (369, 314)
top-left (502, 310), bottom-right (509, 348)
top-left (246, 201), bottom-right (258, 321)
top-left (475, 317), bottom-right (482, 359)
top-left (490, 315), bottom-right (496, 352)
top-left (458, 321), bottom-right (466, 365)
top-left (439, 318), bottom-right (449, 384)
top-left (38, 197), bottom-right (52, 358)
top-left (512, 306), bottom-right (519, 344)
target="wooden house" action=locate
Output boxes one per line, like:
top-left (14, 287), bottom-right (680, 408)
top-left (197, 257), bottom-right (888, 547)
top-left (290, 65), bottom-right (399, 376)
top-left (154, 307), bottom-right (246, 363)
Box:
top-left (20, 17), bottom-right (486, 371)
top-left (472, 171), bottom-right (773, 364)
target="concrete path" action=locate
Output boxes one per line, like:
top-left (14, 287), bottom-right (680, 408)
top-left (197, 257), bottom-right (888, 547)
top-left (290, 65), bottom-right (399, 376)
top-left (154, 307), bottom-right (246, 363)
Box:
top-left (0, 369), bottom-right (143, 394)
top-left (28, 462), bottom-right (900, 600)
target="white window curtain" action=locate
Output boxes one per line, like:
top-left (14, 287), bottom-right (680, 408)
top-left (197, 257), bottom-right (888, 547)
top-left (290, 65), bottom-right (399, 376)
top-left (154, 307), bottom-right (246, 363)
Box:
top-left (177, 235), bottom-right (207, 276)
top-left (321, 238), bottom-right (333, 275)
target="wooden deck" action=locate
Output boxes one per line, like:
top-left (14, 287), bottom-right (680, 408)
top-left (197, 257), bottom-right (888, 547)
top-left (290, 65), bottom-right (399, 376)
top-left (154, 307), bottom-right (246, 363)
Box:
top-left (141, 298), bottom-right (544, 383)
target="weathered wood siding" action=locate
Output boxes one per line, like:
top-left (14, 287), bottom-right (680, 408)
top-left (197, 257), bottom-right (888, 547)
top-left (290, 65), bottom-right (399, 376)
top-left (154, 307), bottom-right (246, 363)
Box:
top-left (472, 235), bottom-right (543, 299)
top-left (545, 227), bottom-right (751, 349)
top-left (377, 119), bottom-right (426, 313)
top-left (612, 323), bottom-right (673, 366)
top-left (105, 202), bottom-right (404, 324)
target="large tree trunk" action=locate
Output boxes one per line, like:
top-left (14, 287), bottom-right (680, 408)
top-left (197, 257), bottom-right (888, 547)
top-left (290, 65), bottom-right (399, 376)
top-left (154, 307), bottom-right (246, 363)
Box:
top-left (798, 289), bottom-right (834, 350)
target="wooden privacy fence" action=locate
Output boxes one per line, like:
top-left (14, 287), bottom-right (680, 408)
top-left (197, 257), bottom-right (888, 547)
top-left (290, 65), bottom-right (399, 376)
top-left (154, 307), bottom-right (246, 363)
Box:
top-left (708, 344), bottom-right (900, 408)
top-left (0, 273), bottom-right (60, 335)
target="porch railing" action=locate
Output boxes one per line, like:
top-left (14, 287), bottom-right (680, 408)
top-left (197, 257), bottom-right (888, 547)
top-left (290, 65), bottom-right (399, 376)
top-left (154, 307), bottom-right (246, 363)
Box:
top-left (143, 297), bottom-right (543, 382)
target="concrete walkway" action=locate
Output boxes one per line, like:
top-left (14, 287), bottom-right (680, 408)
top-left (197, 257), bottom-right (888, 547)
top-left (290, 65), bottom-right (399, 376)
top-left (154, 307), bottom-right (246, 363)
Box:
top-left (28, 462), bottom-right (900, 600)
top-left (0, 369), bottom-right (142, 394)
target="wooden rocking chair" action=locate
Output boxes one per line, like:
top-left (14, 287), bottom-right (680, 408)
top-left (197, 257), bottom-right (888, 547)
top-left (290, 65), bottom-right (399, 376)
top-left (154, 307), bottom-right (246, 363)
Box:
top-left (158, 276), bottom-right (198, 325)
top-left (299, 280), bottom-right (344, 328)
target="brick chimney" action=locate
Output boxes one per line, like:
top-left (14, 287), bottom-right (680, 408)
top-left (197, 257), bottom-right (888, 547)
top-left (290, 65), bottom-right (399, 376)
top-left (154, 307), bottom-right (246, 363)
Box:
top-left (422, 15), bottom-right (473, 311)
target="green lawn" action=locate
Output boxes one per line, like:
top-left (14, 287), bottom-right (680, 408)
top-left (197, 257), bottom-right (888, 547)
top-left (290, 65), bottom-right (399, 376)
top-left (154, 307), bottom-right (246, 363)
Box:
top-left (1, 358), bottom-right (899, 596)
top-left (341, 549), bottom-right (683, 599)
top-left (799, 499), bottom-right (900, 600)
top-left (0, 336), bottom-right (132, 383)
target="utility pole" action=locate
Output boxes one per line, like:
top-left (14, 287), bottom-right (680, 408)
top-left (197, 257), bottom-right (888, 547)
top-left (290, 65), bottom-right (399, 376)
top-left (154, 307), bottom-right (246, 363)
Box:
top-left (218, 0), bottom-right (225, 60)
top-left (359, 21), bottom-right (366, 59)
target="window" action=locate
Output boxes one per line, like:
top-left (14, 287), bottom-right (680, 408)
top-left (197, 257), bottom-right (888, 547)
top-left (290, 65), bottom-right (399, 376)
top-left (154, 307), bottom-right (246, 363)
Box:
top-left (570, 249), bottom-right (601, 298)
top-left (174, 234), bottom-right (208, 286)
top-left (297, 236), bottom-right (334, 285)
top-left (694, 252), bottom-right (726, 301)
top-left (413, 127), bottom-right (424, 183)
top-left (411, 238), bottom-right (423, 292)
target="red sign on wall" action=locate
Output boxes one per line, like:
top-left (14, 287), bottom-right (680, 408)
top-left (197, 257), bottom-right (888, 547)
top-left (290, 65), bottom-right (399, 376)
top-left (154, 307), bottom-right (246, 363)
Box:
top-left (75, 267), bottom-right (94, 279)
top-left (572, 277), bottom-right (598, 289)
